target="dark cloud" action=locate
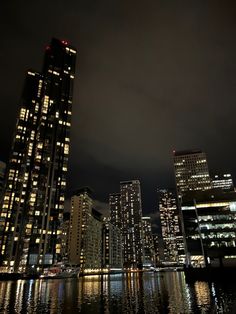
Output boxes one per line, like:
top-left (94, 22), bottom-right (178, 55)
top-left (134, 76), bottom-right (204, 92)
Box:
top-left (1, 0), bottom-right (236, 212)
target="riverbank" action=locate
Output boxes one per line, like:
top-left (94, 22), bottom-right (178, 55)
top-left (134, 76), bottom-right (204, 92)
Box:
top-left (0, 269), bottom-right (156, 280)
top-left (1, 267), bottom-right (236, 282)
top-left (0, 273), bottom-right (22, 281)
top-left (184, 266), bottom-right (236, 282)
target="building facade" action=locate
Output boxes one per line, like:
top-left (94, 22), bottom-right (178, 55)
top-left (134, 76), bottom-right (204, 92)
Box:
top-left (142, 217), bottom-right (155, 267)
top-left (158, 189), bottom-right (185, 264)
top-left (173, 150), bottom-right (212, 198)
top-left (152, 234), bottom-right (160, 266)
top-left (0, 161), bottom-right (6, 199)
top-left (120, 180), bottom-right (143, 269)
top-left (60, 212), bottom-right (70, 260)
top-left (68, 188), bottom-right (102, 272)
top-left (0, 38), bottom-right (76, 272)
top-left (102, 218), bottom-right (123, 269)
top-left (211, 173), bottom-right (234, 191)
top-left (109, 193), bottom-right (122, 229)
top-left (181, 190), bottom-right (236, 267)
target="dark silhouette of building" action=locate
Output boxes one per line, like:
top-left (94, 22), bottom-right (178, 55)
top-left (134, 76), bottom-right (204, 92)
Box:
top-left (109, 193), bottom-right (122, 229)
top-left (102, 217), bottom-right (123, 269)
top-left (0, 161), bottom-right (6, 199)
top-left (142, 217), bottom-right (155, 267)
top-left (152, 234), bottom-right (160, 266)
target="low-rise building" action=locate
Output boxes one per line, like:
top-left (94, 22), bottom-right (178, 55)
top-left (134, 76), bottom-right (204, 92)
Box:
top-left (211, 173), bottom-right (234, 191)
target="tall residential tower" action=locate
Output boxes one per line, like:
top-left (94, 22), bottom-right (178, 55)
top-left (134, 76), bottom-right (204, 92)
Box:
top-left (120, 180), bottom-right (143, 269)
top-left (0, 38), bottom-right (76, 272)
top-left (158, 189), bottom-right (185, 264)
top-left (109, 193), bottom-right (121, 229)
top-left (142, 217), bottom-right (155, 267)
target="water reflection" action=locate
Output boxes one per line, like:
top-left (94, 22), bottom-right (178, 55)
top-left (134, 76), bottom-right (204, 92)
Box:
top-left (0, 272), bottom-right (235, 313)
top-left (194, 281), bottom-right (212, 310)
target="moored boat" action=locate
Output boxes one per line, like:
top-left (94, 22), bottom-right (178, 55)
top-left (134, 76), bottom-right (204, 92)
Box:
top-left (40, 264), bottom-right (80, 279)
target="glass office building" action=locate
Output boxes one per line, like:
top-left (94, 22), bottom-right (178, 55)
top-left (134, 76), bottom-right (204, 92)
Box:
top-left (181, 190), bottom-right (236, 267)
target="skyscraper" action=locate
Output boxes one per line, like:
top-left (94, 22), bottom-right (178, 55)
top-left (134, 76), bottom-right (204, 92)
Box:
top-left (102, 217), bottom-right (123, 269)
top-left (152, 234), bottom-right (160, 266)
top-left (0, 38), bottom-right (76, 273)
top-left (109, 193), bottom-right (122, 229)
top-left (142, 217), bottom-right (155, 267)
top-left (173, 150), bottom-right (212, 198)
top-left (120, 180), bottom-right (143, 269)
top-left (158, 189), bottom-right (184, 264)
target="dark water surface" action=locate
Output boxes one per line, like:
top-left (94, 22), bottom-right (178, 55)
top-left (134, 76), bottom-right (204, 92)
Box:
top-left (0, 272), bottom-right (235, 313)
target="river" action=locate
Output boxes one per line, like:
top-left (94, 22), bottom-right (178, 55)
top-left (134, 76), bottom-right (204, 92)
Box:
top-left (0, 271), bottom-right (235, 313)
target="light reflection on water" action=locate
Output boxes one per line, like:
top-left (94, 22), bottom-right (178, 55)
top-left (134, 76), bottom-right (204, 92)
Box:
top-left (0, 272), bottom-right (235, 313)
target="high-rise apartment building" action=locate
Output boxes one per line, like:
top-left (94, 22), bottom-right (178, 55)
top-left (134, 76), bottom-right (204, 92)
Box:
top-left (68, 188), bottom-right (102, 272)
top-left (0, 38), bottom-right (76, 272)
top-left (102, 218), bottom-right (123, 269)
top-left (152, 234), bottom-right (160, 266)
top-left (109, 193), bottom-right (122, 229)
top-left (60, 212), bottom-right (70, 260)
top-left (120, 180), bottom-right (143, 269)
top-left (158, 189), bottom-right (185, 264)
top-left (173, 150), bottom-right (212, 198)
top-left (142, 217), bottom-right (155, 267)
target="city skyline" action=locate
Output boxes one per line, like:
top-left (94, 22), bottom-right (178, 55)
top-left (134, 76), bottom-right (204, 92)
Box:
top-left (0, 43), bottom-right (235, 302)
top-left (1, 1), bottom-right (236, 213)
top-left (0, 3), bottom-right (236, 313)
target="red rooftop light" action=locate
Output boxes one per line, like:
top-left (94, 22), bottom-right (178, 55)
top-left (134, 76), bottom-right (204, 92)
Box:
top-left (61, 40), bottom-right (69, 45)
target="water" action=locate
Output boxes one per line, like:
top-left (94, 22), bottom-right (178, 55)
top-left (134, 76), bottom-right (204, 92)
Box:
top-left (0, 272), bottom-right (235, 313)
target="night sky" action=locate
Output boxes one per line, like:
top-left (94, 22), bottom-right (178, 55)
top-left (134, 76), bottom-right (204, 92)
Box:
top-left (1, 1), bottom-right (236, 214)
